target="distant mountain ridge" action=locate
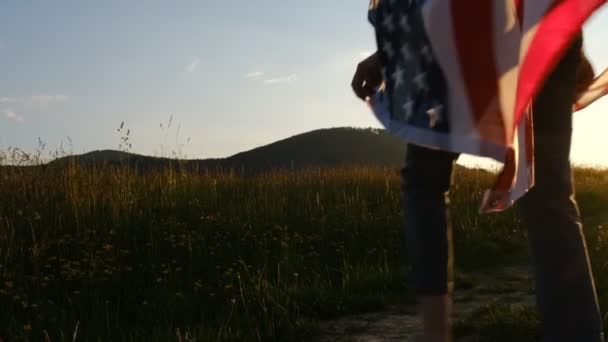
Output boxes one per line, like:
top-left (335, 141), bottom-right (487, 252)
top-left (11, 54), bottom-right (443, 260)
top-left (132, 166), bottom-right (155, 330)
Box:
top-left (49, 127), bottom-right (409, 172)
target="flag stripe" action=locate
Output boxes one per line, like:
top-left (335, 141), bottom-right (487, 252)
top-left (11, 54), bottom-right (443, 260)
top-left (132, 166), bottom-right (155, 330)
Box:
top-left (451, 0), bottom-right (505, 143)
top-left (515, 0), bottom-right (606, 125)
top-left (451, 1), bottom-right (499, 124)
top-left (514, 0), bottom-right (524, 24)
top-left (421, 0), bottom-right (478, 142)
top-left (493, 0), bottom-right (522, 141)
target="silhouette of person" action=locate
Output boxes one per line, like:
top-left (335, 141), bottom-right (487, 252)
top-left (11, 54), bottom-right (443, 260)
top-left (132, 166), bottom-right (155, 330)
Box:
top-left (352, 19), bottom-right (603, 342)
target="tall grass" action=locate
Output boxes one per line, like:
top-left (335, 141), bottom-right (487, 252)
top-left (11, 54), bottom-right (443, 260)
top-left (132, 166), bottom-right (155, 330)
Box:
top-left (0, 158), bottom-right (606, 341)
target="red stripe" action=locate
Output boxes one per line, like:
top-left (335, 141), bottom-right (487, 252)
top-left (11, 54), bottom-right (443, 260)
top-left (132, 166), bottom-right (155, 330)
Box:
top-left (492, 148), bottom-right (517, 193)
top-left (514, 0), bottom-right (606, 127)
top-left (514, 0), bottom-right (524, 24)
top-left (451, 0), bottom-right (505, 140)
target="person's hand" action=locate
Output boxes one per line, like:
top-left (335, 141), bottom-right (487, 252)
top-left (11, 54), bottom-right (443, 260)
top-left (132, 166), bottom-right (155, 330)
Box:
top-left (575, 51), bottom-right (595, 96)
top-left (351, 51), bottom-right (383, 101)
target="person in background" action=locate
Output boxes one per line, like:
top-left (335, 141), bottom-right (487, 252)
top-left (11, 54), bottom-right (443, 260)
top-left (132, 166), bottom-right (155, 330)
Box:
top-left (352, 32), bottom-right (603, 341)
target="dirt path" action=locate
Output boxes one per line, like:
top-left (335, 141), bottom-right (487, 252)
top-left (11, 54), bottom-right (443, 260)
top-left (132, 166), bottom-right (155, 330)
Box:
top-left (315, 266), bottom-right (536, 342)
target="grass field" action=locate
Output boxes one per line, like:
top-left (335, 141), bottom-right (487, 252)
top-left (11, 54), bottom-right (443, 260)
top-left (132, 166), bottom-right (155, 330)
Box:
top-left (0, 159), bottom-right (607, 341)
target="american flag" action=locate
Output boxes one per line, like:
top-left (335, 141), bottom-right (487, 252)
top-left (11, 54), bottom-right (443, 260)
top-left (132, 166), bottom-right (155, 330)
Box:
top-left (367, 0), bottom-right (607, 213)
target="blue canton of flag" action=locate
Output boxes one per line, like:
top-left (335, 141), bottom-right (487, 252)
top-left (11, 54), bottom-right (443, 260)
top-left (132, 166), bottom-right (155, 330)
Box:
top-left (370, 0), bottom-right (450, 133)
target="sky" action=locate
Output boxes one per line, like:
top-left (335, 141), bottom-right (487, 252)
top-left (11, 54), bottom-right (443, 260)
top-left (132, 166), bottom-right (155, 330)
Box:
top-left (1, 1), bottom-right (607, 167)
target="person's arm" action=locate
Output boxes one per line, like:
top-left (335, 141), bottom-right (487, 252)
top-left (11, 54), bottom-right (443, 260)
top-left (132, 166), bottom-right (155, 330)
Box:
top-left (351, 51), bottom-right (383, 101)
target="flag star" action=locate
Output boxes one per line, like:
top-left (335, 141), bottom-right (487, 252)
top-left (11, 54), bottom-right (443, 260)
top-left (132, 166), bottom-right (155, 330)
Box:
top-left (392, 64), bottom-right (405, 88)
top-left (421, 45), bottom-right (433, 63)
top-left (426, 105), bottom-right (443, 128)
top-left (388, 0), bottom-right (397, 7)
top-left (382, 40), bottom-right (395, 59)
top-left (402, 98), bottom-right (415, 120)
top-left (414, 72), bottom-right (428, 92)
top-left (400, 43), bottom-right (412, 60)
top-left (399, 13), bottom-right (411, 32)
top-left (382, 13), bottom-right (395, 33)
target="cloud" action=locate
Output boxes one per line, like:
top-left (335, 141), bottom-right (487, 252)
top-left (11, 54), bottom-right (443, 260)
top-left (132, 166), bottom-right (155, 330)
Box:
top-left (4, 110), bottom-right (24, 123)
top-left (0, 94), bottom-right (69, 110)
top-left (186, 57), bottom-right (200, 73)
top-left (263, 74), bottom-right (298, 85)
top-left (244, 71), bottom-right (297, 85)
top-left (245, 71), bottom-right (264, 79)
top-left (29, 94), bottom-right (69, 104)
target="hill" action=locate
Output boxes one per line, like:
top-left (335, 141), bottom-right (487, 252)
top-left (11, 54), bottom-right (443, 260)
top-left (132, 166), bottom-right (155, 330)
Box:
top-left (48, 127), bottom-right (409, 172)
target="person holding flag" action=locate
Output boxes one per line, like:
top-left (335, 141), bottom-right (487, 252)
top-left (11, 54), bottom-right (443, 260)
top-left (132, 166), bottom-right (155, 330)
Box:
top-left (352, 0), bottom-right (607, 341)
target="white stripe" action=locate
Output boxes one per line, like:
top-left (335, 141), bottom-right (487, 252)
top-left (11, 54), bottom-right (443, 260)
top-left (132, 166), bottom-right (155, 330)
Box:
top-left (493, 0), bottom-right (522, 140)
top-left (520, 0), bottom-right (554, 61)
top-left (509, 113), bottom-right (534, 203)
top-left (478, 114), bottom-right (534, 213)
top-left (522, 0), bottom-right (554, 32)
top-left (421, 0), bottom-right (480, 152)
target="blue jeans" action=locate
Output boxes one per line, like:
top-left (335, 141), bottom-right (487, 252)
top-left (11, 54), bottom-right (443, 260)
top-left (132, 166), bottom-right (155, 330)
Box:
top-left (401, 35), bottom-right (603, 341)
